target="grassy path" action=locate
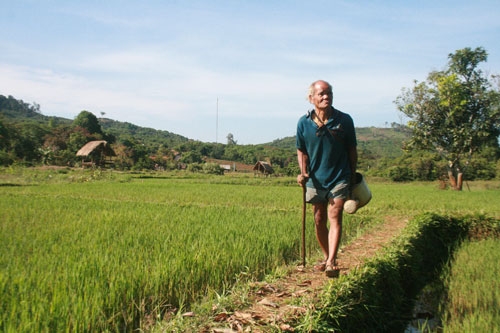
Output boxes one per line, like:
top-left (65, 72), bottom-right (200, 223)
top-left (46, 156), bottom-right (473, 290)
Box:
top-left (174, 215), bottom-right (407, 332)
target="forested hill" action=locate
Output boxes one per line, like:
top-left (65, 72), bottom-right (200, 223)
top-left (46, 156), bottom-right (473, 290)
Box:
top-left (267, 127), bottom-right (408, 159)
top-left (0, 94), bottom-right (189, 147)
top-left (1, 94), bottom-right (407, 154)
top-left (1, 94), bottom-right (408, 172)
top-left (99, 118), bottom-right (190, 148)
top-left (0, 95), bottom-right (70, 125)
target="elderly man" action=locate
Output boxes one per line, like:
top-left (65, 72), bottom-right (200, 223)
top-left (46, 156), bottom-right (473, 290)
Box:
top-left (296, 80), bottom-right (358, 277)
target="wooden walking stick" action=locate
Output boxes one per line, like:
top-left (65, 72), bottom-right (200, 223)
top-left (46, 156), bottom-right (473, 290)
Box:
top-left (301, 183), bottom-right (306, 267)
top-left (300, 152), bottom-right (307, 267)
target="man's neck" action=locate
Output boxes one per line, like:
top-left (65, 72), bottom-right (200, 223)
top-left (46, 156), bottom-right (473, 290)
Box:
top-left (315, 107), bottom-right (332, 123)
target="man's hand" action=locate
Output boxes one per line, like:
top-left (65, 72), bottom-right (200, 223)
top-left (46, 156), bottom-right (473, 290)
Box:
top-left (297, 174), bottom-right (309, 187)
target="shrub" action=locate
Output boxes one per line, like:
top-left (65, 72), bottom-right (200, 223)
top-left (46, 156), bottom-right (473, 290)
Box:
top-left (202, 163), bottom-right (224, 175)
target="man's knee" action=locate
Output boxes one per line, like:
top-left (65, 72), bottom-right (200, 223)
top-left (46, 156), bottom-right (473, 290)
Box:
top-left (329, 197), bottom-right (344, 210)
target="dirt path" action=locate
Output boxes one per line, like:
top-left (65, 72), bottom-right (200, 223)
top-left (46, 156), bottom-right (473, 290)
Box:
top-left (210, 216), bottom-right (408, 332)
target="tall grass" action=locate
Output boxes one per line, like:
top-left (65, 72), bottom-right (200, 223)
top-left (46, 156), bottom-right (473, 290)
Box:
top-left (440, 239), bottom-right (500, 332)
top-left (365, 181), bottom-right (500, 219)
top-left (0, 171), bottom-right (375, 332)
top-left (1, 169), bottom-right (499, 331)
top-left (300, 213), bottom-right (499, 332)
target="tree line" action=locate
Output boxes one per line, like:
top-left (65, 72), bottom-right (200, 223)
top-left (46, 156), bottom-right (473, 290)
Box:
top-left (0, 97), bottom-right (296, 172)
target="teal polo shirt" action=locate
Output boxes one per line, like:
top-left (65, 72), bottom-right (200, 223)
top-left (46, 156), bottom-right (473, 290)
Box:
top-left (296, 108), bottom-right (357, 191)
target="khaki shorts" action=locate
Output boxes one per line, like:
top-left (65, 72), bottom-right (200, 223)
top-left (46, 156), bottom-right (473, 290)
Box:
top-left (306, 180), bottom-right (349, 204)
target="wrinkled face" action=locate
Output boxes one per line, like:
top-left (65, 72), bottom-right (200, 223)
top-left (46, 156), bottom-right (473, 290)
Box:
top-left (309, 81), bottom-right (332, 111)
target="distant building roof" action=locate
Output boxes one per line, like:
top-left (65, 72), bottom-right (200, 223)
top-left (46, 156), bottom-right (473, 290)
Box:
top-left (76, 140), bottom-right (116, 157)
top-left (253, 161), bottom-right (274, 174)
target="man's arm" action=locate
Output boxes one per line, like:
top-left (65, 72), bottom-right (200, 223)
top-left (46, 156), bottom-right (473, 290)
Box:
top-left (296, 149), bottom-right (309, 186)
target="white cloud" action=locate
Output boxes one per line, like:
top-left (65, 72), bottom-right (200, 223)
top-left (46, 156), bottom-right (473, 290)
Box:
top-left (1, 0), bottom-right (499, 143)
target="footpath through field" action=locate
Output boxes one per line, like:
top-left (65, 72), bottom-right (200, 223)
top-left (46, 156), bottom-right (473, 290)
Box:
top-left (206, 216), bottom-right (408, 332)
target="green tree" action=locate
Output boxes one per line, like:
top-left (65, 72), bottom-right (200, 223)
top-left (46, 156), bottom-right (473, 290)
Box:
top-left (395, 47), bottom-right (500, 190)
top-left (0, 118), bottom-right (14, 165)
top-left (11, 123), bottom-right (47, 164)
top-left (73, 111), bottom-right (103, 136)
top-left (0, 118), bottom-right (9, 150)
top-left (68, 129), bottom-right (90, 154)
top-left (223, 145), bottom-right (243, 161)
top-left (180, 151), bottom-right (202, 164)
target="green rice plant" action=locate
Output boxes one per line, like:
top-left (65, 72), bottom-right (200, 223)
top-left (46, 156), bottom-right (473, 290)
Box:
top-left (299, 213), bottom-right (499, 332)
top-left (0, 174), bottom-right (373, 332)
top-left (1, 170), bottom-right (498, 331)
top-left (365, 182), bottom-right (500, 219)
top-left (440, 239), bottom-right (500, 332)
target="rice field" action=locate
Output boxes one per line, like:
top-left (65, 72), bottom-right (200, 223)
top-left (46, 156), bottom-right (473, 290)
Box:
top-left (440, 239), bottom-right (500, 331)
top-left (1, 168), bottom-right (499, 331)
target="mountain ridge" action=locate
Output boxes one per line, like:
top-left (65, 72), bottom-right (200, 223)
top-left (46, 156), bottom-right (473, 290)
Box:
top-left (1, 94), bottom-right (408, 164)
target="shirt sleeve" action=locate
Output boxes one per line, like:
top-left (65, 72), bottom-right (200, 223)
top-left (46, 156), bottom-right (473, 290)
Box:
top-left (296, 117), bottom-right (306, 151)
top-left (344, 114), bottom-right (357, 147)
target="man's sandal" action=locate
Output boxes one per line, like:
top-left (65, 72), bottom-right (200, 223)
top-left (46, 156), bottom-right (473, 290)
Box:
top-left (314, 261), bottom-right (327, 272)
top-left (325, 263), bottom-right (340, 278)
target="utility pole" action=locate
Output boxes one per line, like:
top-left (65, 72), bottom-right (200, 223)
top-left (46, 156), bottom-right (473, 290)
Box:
top-left (216, 97), bottom-right (219, 143)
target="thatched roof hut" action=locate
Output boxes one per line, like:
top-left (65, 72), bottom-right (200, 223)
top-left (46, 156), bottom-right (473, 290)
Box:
top-left (76, 140), bottom-right (116, 167)
top-left (253, 161), bottom-right (274, 175)
top-left (76, 140), bottom-right (116, 157)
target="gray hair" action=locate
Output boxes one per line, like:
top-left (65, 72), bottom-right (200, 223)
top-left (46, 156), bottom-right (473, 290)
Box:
top-left (307, 80), bottom-right (332, 102)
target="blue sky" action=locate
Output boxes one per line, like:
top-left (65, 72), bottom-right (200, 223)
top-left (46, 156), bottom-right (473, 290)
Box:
top-left (1, 1), bottom-right (499, 144)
